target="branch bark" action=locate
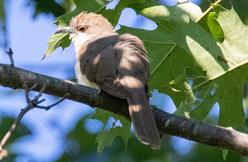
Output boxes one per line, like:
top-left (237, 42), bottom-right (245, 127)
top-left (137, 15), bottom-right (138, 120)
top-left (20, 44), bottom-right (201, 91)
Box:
top-left (1, 63), bottom-right (248, 156)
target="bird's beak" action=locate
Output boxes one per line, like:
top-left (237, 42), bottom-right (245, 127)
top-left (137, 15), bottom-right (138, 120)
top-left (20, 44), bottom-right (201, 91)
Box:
top-left (55, 27), bottom-right (74, 34)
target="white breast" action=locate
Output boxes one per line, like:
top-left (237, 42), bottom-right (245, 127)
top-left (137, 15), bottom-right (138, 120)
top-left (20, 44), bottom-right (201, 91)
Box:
top-left (74, 61), bottom-right (100, 90)
top-left (73, 32), bottom-right (92, 56)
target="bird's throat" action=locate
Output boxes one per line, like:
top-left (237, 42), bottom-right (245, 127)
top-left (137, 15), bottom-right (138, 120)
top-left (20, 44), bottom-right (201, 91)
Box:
top-left (73, 33), bottom-right (92, 57)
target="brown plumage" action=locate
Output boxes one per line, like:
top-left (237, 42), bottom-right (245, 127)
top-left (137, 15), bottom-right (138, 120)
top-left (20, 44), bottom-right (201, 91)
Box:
top-left (59, 12), bottom-right (161, 149)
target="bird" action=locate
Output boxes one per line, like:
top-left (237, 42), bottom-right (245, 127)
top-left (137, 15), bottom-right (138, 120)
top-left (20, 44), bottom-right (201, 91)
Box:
top-left (56, 12), bottom-right (161, 149)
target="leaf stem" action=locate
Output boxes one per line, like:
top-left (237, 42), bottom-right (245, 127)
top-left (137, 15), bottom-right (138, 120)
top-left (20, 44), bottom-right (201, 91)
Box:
top-left (196, 0), bottom-right (222, 23)
top-left (151, 44), bottom-right (176, 75)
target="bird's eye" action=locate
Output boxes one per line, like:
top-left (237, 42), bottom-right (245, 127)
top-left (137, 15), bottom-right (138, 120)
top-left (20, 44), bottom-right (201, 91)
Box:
top-left (77, 26), bottom-right (88, 32)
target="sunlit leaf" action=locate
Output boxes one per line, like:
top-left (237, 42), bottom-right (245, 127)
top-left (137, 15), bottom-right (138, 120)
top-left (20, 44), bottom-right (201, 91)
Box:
top-left (44, 33), bottom-right (70, 57)
top-left (207, 12), bottom-right (224, 41)
top-left (120, 2), bottom-right (248, 127)
top-left (92, 109), bottom-right (130, 153)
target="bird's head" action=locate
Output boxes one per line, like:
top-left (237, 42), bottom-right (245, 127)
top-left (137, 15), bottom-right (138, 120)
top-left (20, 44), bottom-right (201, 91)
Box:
top-left (56, 12), bottom-right (116, 53)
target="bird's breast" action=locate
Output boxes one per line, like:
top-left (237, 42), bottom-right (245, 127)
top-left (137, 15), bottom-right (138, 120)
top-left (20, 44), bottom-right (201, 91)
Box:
top-left (74, 61), bottom-right (100, 90)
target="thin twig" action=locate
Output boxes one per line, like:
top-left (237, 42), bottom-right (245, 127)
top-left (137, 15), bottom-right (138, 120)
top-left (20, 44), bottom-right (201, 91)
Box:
top-left (5, 47), bottom-right (14, 67)
top-left (196, 0), bottom-right (222, 23)
top-left (23, 83), bottom-right (32, 105)
top-left (36, 93), bottom-right (70, 110)
top-left (0, 81), bottom-right (67, 157)
top-left (0, 83), bottom-right (46, 151)
top-left (0, 105), bottom-right (34, 152)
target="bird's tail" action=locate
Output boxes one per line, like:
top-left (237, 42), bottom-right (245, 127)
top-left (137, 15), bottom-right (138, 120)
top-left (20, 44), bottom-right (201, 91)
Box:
top-left (127, 89), bottom-right (161, 150)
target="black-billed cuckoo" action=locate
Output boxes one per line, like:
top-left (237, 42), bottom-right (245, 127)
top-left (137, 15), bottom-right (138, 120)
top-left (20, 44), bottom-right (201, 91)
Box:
top-left (56, 12), bottom-right (161, 149)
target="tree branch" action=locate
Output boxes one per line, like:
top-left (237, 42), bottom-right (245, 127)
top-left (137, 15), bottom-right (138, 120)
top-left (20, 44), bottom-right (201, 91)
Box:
top-left (0, 63), bottom-right (248, 156)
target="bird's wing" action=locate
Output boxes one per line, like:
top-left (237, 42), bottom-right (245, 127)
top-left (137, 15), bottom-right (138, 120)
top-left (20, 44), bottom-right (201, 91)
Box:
top-left (94, 44), bottom-right (131, 99)
top-left (81, 34), bottom-right (149, 99)
top-left (78, 35), bottom-right (127, 98)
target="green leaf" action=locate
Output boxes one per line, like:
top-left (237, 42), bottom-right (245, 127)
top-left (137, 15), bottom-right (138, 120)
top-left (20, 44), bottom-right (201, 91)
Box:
top-left (56, 0), bottom-right (139, 26)
top-left (92, 109), bottom-right (130, 153)
top-left (222, 149), bottom-right (228, 160)
top-left (131, 0), bottom-right (202, 24)
top-left (44, 33), bottom-right (70, 57)
top-left (175, 81), bottom-right (196, 117)
top-left (231, 0), bottom-right (248, 25)
top-left (207, 12), bottom-right (224, 42)
top-left (119, 2), bottom-right (248, 127)
top-left (96, 126), bottom-right (129, 153)
top-left (189, 82), bottom-right (216, 120)
top-left (25, 0), bottom-right (68, 18)
top-left (56, 0), bottom-right (107, 25)
top-left (91, 108), bottom-right (111, 124)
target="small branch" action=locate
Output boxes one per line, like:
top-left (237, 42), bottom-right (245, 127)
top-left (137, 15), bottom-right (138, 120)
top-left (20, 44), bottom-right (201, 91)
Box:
top-left (1, 63), bottom-right (248, 156)
top-left (0, 80), bottom-right (67, 157)
top-left (196, 0), bottom-right (222, 23)
top-left (5, 47), bottom-right (14, 67)
top-left (0, 83), bottom-right (46, 152)
top-left (36, 93), bottom-right (70, 110)
top-left (0, 106), bottom-right (33, 152)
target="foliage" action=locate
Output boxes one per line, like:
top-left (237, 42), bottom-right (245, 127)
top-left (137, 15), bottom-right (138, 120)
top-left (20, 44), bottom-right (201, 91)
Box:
top-left (2, 0), bottom-right (248, 161)
top-left (24, 0), bottom-right (74, 18)
top-left (121, 3), bottom-right (248, 127)
top-left (44, 33), bottom-right (70, 57)
top-left (92, 109), bottom-right (130, 153)
top-left (57, 116), bottom-right (166, 162)
top-left (56, 116), bottom-right (248, 162)
top-left (44, 0), bottom-right (248, 153)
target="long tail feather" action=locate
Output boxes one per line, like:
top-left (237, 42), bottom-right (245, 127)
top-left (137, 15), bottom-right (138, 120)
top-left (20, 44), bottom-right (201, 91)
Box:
top-left (127, 90), bottom-right (161, 149)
